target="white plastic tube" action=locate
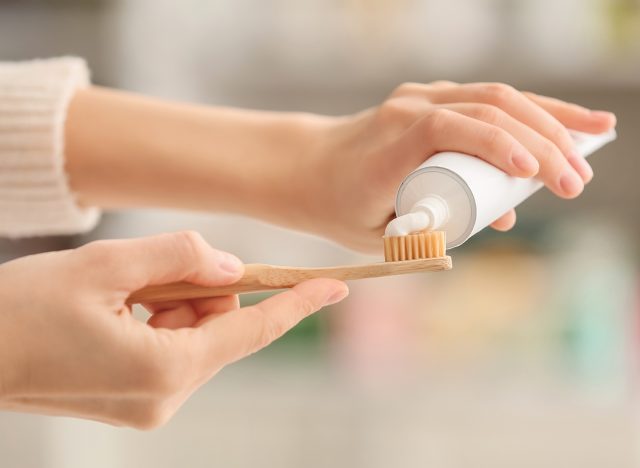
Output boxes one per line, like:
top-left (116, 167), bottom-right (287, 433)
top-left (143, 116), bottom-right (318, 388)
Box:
top-left (386, 129), bottom-right (617, 249)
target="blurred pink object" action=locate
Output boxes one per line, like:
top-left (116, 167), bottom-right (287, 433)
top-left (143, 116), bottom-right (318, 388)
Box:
top-left (328, 275), bottom-right (423, 388)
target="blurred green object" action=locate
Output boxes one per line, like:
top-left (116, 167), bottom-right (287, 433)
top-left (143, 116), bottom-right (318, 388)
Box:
top-left (548, 219), bottom-right (636, 394)
top-left (607, 0), bottom-right (640, 50)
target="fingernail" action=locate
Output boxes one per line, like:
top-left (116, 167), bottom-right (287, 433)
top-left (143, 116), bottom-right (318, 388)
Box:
top-left (559, 170), bottom-right (584, 197)
top-left (568, 150), bottom-right (593, 183)
top-left (511, 149), bottom-right (539, 175)
top-left (325, 287), bottom-right (349, 306)
top-left (220, 253), bottom-right (243, 274)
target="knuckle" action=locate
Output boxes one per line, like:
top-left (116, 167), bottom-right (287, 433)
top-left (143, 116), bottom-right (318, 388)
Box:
top-left (174, 230), bottom-right (206, 254)
top-left (536, 138), bottom-right (562, 168)
top-left (392, 82), bottom-right (422, 96)
top-left (290, 290), bottom-right (318, 318)
top-left (484, 83), bottom-right (516, 105)
top-left (172, 230), bottom-right (208, 264)
top-left (245, 293), bottom-right (317, 352)
top-left (483, 126), bottom-right (509, 151)
top-left (377, 98), bottom-right (416, 123)
top-left (473, 104), bottom-right (503, 125)
top-left (248, 306), bottom-right (285, 350)
top-left (421, 108), bottom-right (453, 133)
top-left (76, 240), bottom-right (109, 261)
top-left (430, 80), bottom-right (455, 87)
top-left (74, 240), bottom-right (118, 270)
top-left (549, 124), bottom-right (572, 149)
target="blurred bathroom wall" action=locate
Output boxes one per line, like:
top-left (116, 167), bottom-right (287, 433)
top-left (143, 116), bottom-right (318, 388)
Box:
top-left (1, 1), bottom-right (640, 467)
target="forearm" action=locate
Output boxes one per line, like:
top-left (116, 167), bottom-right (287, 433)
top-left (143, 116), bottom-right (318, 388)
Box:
top-left (64, 86), bottom-right (332, 227)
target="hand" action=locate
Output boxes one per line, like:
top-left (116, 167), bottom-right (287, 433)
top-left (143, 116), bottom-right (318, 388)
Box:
top-left (0, 231), bottom-right (348, 429)
top-left (305, 82), bottom-right (617, 251)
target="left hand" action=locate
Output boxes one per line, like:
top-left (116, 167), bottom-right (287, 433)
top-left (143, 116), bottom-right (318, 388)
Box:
top-left (0, 232), bottom-right (348, 429)
top-left (304, 81), bottom-right (616, 252)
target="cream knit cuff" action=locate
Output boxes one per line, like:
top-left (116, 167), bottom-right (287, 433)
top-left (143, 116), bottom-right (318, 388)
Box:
top-left (0, 57), bottom-right (100, 238)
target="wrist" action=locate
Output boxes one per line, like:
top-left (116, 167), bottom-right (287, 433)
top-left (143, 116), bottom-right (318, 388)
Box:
top-left (244, 111), bottom-right (339, 230)
top-left (288, 111), bottom-right (371, 244)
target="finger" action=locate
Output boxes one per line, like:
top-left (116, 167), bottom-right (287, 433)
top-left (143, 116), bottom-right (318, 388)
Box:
top-left (144, 295), bottom-right (239, 316)
top-left (75, 231), bottom-right (244, 293)
top-left (523, 92), bottom-right (616, 134)
top-left (195, 279), bottom-right (348, 366)
top-left (490, 209), bottom-right (516, 231)
top-left (430, 80), bottom-right (458, 88)
top-left (143, 300), bottom-right (191, 315)
top-left (445, 103), bottom-right (588, 194)
top-left (422, 83), bottom-right (579, 160)
top-left (145, 295), bottom-right (239, 329)
top-left (388, 109), bottom-right (539, 180)
top-left (191, 295), bottom-right (240, 317)
top-left (147, 303), bottom-right (198, 329)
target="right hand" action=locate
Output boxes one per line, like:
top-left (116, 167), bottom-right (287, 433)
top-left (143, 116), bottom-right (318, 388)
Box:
top-left (0, 231), bottom-right (348, 429)
top-left (305, 81), bottom-right (616, 251)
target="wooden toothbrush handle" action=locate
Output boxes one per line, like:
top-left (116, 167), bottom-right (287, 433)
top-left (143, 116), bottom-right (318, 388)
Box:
top-left (127, 257), bottom-right (452, 304)
top-left (128, 264), bottom-right (285, 304)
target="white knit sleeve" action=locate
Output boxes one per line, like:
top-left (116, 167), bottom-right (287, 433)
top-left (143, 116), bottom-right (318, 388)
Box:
top-left (0, 57), bottom-right (100, 238)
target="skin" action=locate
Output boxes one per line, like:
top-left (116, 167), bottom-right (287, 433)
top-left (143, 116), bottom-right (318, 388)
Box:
top-left (0, 81), bottom-right (616, 428)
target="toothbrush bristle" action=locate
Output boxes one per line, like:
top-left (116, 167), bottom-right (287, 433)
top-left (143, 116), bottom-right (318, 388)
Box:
top-left (383, 230), bottom-right (446, 262)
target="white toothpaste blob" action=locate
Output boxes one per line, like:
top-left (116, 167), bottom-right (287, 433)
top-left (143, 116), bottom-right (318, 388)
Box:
top-left (384, 195), bottom-right (449, 236)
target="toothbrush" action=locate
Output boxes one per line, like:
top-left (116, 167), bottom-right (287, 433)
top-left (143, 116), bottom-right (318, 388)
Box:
top-left (128, 255), bottom-right (451, 304)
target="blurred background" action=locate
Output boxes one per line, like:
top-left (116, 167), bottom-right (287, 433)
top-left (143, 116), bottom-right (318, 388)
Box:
top-left (1, 0), bottom-right (639, 467)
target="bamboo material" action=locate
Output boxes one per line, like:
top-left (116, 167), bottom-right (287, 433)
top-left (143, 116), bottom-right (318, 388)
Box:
top-left (128, 257), bottom-right (452, 304)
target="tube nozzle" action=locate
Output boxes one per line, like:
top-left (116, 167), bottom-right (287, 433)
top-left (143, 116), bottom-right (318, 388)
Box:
top-left (384, 195), bottom-right (449, 237)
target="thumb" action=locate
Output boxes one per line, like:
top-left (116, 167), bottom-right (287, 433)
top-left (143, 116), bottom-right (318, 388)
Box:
top-left (196, 278), bottom-right (349, 366)
top-left (74, 231), bottom-right (244, 293)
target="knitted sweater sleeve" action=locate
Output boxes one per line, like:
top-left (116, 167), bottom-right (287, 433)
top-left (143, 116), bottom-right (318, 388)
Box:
top-left (0, 57), bottom-right (100, 238)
